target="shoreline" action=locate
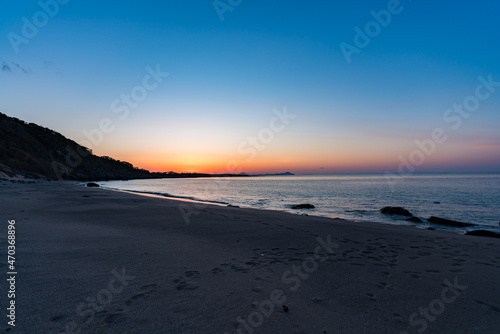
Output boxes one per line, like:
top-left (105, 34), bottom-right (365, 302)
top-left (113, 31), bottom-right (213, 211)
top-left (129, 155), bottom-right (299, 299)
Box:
top-left (95, 182), bottom-right (499, 236)
top-left (1, 180), bottom-right (500, 333)
top-left (99, 186), bottom-right (230, 207)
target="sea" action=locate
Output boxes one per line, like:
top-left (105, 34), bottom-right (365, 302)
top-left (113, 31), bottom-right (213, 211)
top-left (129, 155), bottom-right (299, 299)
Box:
top-left (97, 173), bottom-right (500, 233)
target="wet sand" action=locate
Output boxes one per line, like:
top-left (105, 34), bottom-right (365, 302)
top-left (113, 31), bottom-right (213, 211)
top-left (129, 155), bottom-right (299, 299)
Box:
top-left (1, 181), bottom-right (499, 333)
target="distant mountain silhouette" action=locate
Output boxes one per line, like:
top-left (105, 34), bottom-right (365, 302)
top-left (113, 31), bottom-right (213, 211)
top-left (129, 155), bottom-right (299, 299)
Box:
top-left (238, 172), bottom-right (294, 176)
top-left (257, 172), bottom-right (295, 176)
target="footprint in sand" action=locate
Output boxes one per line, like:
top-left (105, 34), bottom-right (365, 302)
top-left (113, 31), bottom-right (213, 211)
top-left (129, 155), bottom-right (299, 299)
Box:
top-left (173, 271), bottom-right (200, 290)
top-left (99, 285), bottom-right (159, 325)
top-left (475, 300), bottom-right (500, 313)
top-left (348, 262), bottom-right (365, 266)
top-left (365, 292), bottom-right (377, 302)
top-left (392, 312), bottom-right (406, 326)
top-left (417, 251), bottom-right (432, 256)
top-left (377, 282), bottom-right (389, 290)
top-left (103, 311), bottom-right (126, 324)
top-left (185, 270), bottom-right (200, 278)
top-left (251, 287), bottom-right (262, 293)
top-left (125, 284), bottom-right (158, 306)
top-left (380, 271), bottom-right (392, 279)
top-left (229, 264), bottom-right (250, 273)
top-left (211, 267), bottom-right (223, 274)
top-left (473, 261), bottom-right (495, 267)
top-left (50, 314), bottom-right (66, 322)
top-left (425, 269), bottom-right (440, 274)
top-left (130, 293), bottom-right (147, 301)
top-left (403, 271), bottom-right (421, 279)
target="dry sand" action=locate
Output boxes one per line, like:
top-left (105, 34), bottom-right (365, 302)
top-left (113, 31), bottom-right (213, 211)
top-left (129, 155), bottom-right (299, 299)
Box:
top-left (1, 181), bottom-right (499, 333)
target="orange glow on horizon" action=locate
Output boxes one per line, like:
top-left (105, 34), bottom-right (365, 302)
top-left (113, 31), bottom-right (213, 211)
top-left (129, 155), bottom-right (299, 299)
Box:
top-left (96, 134), bottom-right (500, 175)
top-left (111, 152), bottom-right (409, 175)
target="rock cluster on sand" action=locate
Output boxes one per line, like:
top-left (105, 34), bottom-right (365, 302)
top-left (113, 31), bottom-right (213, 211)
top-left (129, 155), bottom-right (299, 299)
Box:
top-left (427, 216), bottom-right (475, 228)
top-left (379, 206), bottom-right (413, 217)
top-left (291, 204), bottom-right (315, 209)
top-left (86, 182), bottom-right (100, 188)
top-left (465, 230), bottom-right (500, 238)
top-left (380, 207), bottom-right (482, 230)
top-left (380, 207), bottom-right (424, 223)
top-left (406, 217), bottom-right (423, 223)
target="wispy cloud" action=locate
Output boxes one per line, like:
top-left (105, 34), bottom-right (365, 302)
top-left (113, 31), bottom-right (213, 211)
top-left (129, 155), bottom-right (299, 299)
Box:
top-left (1, 62), bottom-right (12, 72)
top-left (0, 59), bottom-right (31, 74)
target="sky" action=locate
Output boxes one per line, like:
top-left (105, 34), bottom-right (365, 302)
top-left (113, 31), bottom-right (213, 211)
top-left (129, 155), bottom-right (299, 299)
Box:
top-left (1, 0), bottom-right (499, 174)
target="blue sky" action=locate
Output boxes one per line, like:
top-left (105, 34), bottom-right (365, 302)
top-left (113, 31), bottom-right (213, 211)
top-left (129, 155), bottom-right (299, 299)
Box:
top-left (1, 1), bottom-right (499, 173)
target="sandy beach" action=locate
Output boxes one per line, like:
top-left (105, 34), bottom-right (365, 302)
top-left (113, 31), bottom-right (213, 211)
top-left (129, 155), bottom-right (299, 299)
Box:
top-left (1, 181), bottom-right (499, 334)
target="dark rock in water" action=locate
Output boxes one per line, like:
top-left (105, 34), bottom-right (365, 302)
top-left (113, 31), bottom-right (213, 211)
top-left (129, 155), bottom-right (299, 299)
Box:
top-left (406, 217), bottom-right (423, 223)
top-left (292, 204), bottom-right (315, 209)
top-left (86, 182), bottom-right (99, 187)
top-left (427, 227), bottom-right (435, 230)
top-left (227, 204), bottom-right (240, 208)
top-left (433, 201), bottom-right (441, 204)
top-left (427, 216), bottom-right (475, 228)
top-left (465, 230), bottom-right (500, 239)
top-left (380, 206), bottom-right (412, 217)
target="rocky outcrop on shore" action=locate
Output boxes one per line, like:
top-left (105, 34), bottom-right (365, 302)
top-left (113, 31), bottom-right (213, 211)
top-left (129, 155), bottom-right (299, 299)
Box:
top-left (292, 204), bottom-right (315, 209)
top-left (380, 206), bottom-right (413, 216)
top-left (380, 207), bottom-right (482, 229)
top-left (465, 230), bottom-right (500, 238)
top-left (427, 216), bottom-right (475, 228)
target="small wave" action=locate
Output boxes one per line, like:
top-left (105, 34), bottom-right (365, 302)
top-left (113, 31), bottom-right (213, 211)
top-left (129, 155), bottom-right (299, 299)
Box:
top-left (100, 186), bottom-right (229, 205)
top-left (162, 193), bottom-right (229, 205)
top-left (345, 209), bottom-right (369, 214)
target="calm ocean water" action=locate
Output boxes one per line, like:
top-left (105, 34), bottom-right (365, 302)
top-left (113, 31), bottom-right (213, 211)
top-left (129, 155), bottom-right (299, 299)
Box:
top-left (98, 174), bottom-right (500, 232)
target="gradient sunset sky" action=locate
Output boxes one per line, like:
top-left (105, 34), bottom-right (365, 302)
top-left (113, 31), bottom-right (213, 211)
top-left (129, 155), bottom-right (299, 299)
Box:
top-left (1, 1), bottom-right (499, 174)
